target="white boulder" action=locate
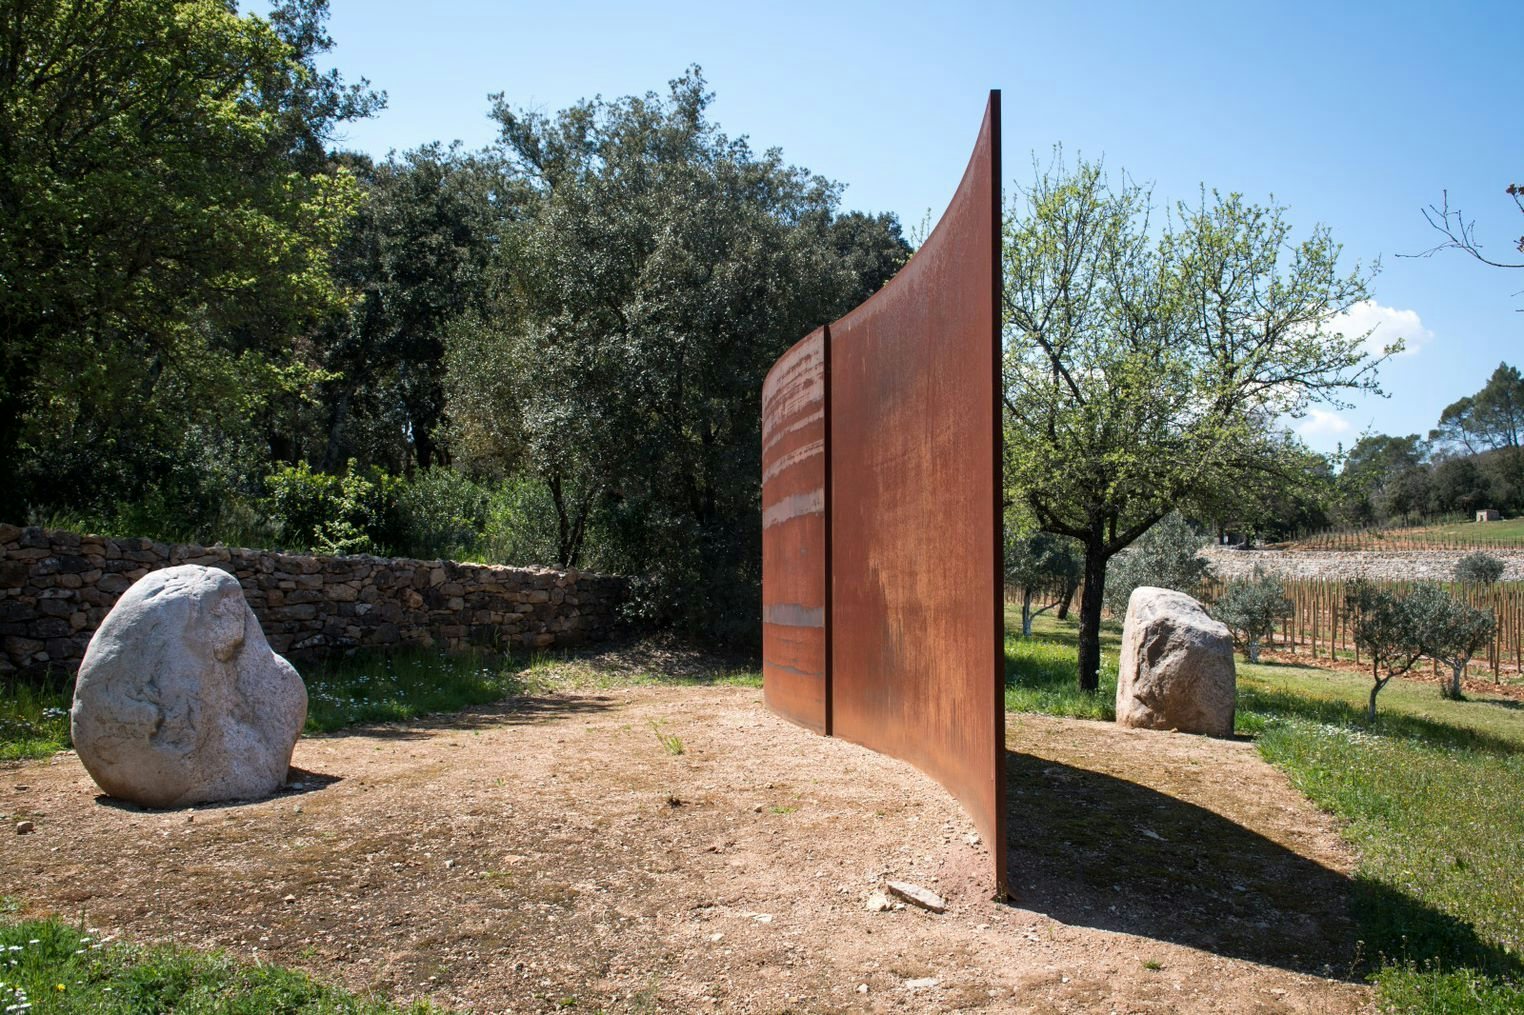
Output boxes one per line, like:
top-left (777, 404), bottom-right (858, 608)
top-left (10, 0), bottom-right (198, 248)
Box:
top-left (71, 565), bottom-right (307, 807)
top-left (1116, 587), bottom-right (1235, 737)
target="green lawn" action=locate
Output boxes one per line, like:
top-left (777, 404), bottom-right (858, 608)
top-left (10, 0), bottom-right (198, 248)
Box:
top-left (1393, 516), bottom-right (1524, 544)
top-left (0, 917), bottom-right (438, 1013)
top-left (1006, 611), bottom-right (1524, 1013)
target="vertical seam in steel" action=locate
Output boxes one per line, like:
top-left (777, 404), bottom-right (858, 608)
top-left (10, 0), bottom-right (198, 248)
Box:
top-left (987, 89), bottom-right (1008, 900)
top-left (823, 322), bottom-right (834, 738)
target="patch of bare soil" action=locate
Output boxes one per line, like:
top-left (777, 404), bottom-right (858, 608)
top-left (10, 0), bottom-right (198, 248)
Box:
top-left (2, 687), bottom-right (1372, 1013)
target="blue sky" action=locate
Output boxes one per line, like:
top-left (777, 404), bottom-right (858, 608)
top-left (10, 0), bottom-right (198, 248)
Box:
top-left (293, 0), bottom-right (1520, 458)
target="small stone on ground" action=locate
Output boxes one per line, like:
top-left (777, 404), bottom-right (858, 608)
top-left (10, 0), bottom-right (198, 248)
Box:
top-left (887, 880), bottom-right (947, 913)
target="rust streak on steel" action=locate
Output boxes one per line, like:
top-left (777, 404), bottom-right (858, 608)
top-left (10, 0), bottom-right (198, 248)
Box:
top-left (761, 327), bottom-right (830, 734)
top-left (761, 93), bottom-right (1006, 895)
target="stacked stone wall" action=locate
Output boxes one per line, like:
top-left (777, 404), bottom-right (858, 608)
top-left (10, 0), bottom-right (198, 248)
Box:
top-left (0, 525), bottom-right (627, 678)
top-left (1201, 546), bottom-right (1524, 583)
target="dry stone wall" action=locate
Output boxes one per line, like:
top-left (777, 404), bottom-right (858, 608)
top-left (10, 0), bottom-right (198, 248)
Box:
top-left (1201, 546), bottom-right (1524, 583)
top-left (0, 525), bottom-right (626, 678)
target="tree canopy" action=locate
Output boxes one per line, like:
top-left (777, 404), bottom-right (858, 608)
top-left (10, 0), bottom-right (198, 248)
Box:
top-left (0, 0), bottom-right (380, 518)
top-left (443, 68), bottom-right (906, 643)
top-left (1002, 155), bottom-right (1383, 689)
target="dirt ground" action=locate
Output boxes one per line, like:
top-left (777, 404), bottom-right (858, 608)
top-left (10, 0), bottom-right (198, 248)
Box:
top-left (3, 677), bottom-right (1373, 1013)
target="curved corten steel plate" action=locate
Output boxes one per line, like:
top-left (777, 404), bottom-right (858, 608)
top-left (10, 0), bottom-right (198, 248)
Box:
top-left (828, 93), bottom-right (1004, 895)
top-left (761, 328), bottom-right (830, 734)
top-left (761, 94), bottom-right (1005, 895)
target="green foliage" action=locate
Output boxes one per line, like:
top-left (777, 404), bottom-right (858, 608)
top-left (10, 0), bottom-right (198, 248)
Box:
top-left (1432, 363), bottom-right (1524, 457)
top-left (1345, 580), bottom-right (1428, 721)
top-left (1195, 443), bottom-right (1337, 542)
top-left (313, 144), bottom-right (519, 473)
top-left (1005, 528), bottom-right (1082, 636)
top-left (1102, 513), bottom-right (1211, 615)
top-left (393, 469), bottom-right (492, 561)
top-left (1211, 568), bottom-right (1293, 662)
top-left (1337, 434), bottom-right (1432, 527)
top-left (0, 0), bottom-right (377, 521)
top-left (0, 677), bottom-right (72, 760)
top-left (0, 918), bottom-right (437, 1012)
top-left (1331, 363), bottom-right (1524, 529)
top-left (1455, 551), bottom-right (1506, 586)
top-left (263, 460), bottom-right (403, 556)
top-left (1406, 584), bottom-right (1497, 701)
top-left (303, 650), bottom-right (527, 731)
top-left (473, 475), bottom-right (574, 568)
top-left (1003, 152), bottom-right (1378, 689)
top-left (446, 68), bottom-right (902, 644)
top-left (1373, 963), bottom-right (1524, 1015)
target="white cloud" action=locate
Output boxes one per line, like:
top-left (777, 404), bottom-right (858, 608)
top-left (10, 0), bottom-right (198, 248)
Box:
top-left (1327, 300), bottom-right (1433, 358)
top-left (1297, 408), bottom-right (1353, 439)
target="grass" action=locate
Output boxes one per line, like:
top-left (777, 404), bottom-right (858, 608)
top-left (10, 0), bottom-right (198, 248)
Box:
top-left (522, 653), bottom-right (762, 691)
top-left (1, 642), bottom-right (761, 760)
top-left (0, 917), bottom-right (437, 1013)
top-left (301, 650), bottom-right (535, 732)
top-left (649, 719), bottom-right (684, 756)
top-left (0, 677), bottom-right (72, 761)
top-left (0, 648), bottom-right (543, 758)
top-left (1392, 517), bottom-right (1524, 544)
top-left (1006, 611), bottom-right (1524, 1012)
top-left (1003, 606), bottom-right (1118, 719)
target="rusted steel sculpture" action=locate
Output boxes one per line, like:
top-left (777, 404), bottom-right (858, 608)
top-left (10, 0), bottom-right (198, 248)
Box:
top-left (761, 93), bottom-right (1006, 895)
top-left (760, 327), bottom-right (830, 734)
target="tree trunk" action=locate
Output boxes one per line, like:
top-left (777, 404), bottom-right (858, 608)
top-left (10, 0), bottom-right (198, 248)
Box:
top-left (1077, 543), bottom-right (1107, 693)
top-left (1021, 587), bottom-right (1033, 638)
top-left (1056, 575), bottom-right (1075, 621)
top-left (1367, 666), bottom-right (1386, 723)
top-left (1444, 660), bottom-right (1466, 700)
top-left (1247, 640), bottom-right (1260, 664)
top-left (546, 471), bottom-right (575, 568)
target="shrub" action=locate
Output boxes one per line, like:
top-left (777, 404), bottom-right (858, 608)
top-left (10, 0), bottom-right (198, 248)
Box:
top-left (263, 459), bottom-right (402, 555)
top-left (394, 468), bottom-right (491, 561)
top-left (1103, 512), bottom-right (1211, 615)
top-left (1407, 583), bottom-right (1497, 700)
top-left (1210, 568), bottom-right (1292, 662)
top-left (477, 475), bottom-right (572, 568)
top-left (1455, 551), bottom-right (1505, 586)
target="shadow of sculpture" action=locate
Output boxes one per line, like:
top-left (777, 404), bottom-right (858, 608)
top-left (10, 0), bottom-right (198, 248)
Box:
top-left (307, 692), bottom-right (623, 741)
top-left (1004, 750), bottom-right (1520, 981)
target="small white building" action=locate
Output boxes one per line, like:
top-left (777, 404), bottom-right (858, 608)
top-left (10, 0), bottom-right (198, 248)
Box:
top-left (1477, 509), bottom-right (1502, 522)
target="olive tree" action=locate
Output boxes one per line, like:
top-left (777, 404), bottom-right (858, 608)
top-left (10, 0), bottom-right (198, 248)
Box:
top-left (1102, 512), bottom-right (1211, 616)
top-left (1408, 584), bottom-right (1497, 700)
top-left (1345, 580), bottom-right (1427, 722)
top-left (1005, 529), bottom-right (1081, 637)
top-left (1004, 155), bottom-right (1385, 691)
top-left (1455, 551), bottom-right (1506, 587)
top-left (1210, 568), bottom-right (1293, 663)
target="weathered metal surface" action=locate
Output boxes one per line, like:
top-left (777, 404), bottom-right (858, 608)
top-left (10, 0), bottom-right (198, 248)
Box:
top-left (827, 93), bottom-right (1006, 895)
top-left (761, 328), bottom-right (830, 734)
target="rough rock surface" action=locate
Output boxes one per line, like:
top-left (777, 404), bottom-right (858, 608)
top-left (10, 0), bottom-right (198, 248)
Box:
top-left (1116, 587), bottom-right (1235, 737)
top-left (71, 565), bottom-right (307, 807)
